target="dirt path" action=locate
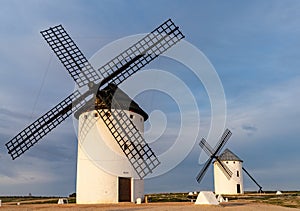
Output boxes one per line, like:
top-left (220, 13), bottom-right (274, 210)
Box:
top-left (0, 201), bottom-right (299, 211)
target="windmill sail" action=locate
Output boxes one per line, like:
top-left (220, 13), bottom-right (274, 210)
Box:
top-left (6, 90), bottom-right (87, 159)
top-left (196, 156), bottom-right (214, 183)
top-left (200, 137), bottom-right (233, 179)
top-left (196, 129), bottom-right (232, 183)
top-left (98, 19), bottom-right (184, 88)
top-left (214, 159), bottom-right (233, 179)
top-left (41, 25), bottom-right (101, 87)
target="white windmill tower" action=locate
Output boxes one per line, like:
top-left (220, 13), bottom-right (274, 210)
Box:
top-left (5, 19), bottom-right (184, 204)
top-left (213, 148), bottom-right (244, 194)
top-left (75, 85), bottom-right (150, 203)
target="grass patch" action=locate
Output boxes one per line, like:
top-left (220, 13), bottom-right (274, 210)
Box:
top-left (224, 191), bottom-right (300, 209)
top-left (145, 192), bottom-right (192, 202)
top-left (0, 196), bottom-right (52, 203)
top-left (145, 191), bottom-right (300, 208)
top-left (0, 196), bottom-right (76, 204)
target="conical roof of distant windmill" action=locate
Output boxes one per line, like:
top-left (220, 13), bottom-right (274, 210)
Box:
top-left (218, 148), bottom-right (243, 162)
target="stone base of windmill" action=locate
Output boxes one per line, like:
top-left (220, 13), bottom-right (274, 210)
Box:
top-left (195, 191), bottom-right (219, 205)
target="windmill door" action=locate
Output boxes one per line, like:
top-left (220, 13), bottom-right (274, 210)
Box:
top-left (118, 177), bottom-right (131, 202)
top-left (237, 184), bottom-right (241, 193)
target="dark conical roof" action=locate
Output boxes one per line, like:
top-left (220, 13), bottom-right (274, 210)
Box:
top-left (218, 148), bottom-right (243, 162)
top-left (74, 83), bottom-right (148, 120)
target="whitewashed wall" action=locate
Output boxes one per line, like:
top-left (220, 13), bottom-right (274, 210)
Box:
top-left (76, 110), bottom-right (145, 204)
top-left (214, 160), bottom-right (244, 194)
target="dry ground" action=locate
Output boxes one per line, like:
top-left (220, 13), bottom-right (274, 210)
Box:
top-left (0, 201), bottom-right (299, 211)
top-left (1, 193), bottom-right (299, 210)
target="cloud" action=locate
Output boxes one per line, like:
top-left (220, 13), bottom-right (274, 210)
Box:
top-left (0, 107), bottom-right (29, 120)
top-left (228, 76), bottom-right (300, 138)
top-left (241, 124), bottom-right (258, 136)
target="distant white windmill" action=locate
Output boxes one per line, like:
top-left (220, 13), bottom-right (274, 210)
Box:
top-left (196, 129), bottom-right (263, 194)
top-left (213, 148), bottom-right (244, 194)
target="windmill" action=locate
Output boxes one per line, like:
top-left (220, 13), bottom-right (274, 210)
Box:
top-left (196, 129), bottom-right (263, 194)
top-left (5, 19), bottom-right (184, 203)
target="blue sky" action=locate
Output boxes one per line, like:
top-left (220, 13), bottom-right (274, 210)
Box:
top-left (0, 0), bottom-right (300, 196)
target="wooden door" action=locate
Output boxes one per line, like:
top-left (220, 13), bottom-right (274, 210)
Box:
top-left (118, 177), bottom-right (131, 202)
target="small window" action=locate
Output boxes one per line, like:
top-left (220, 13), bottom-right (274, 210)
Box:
top-left (94, 113), bottom-right (98, 117)
top-left (140, 117), bottom-right (143, 122)
top-left (226, 161), bottom-right (228, 164)
top-left (237, 171), bottom-right (239, 177)
top-left (130, 114), bottom-right (134, 119)
top-left (233, 161), bottom-right (235, 164)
